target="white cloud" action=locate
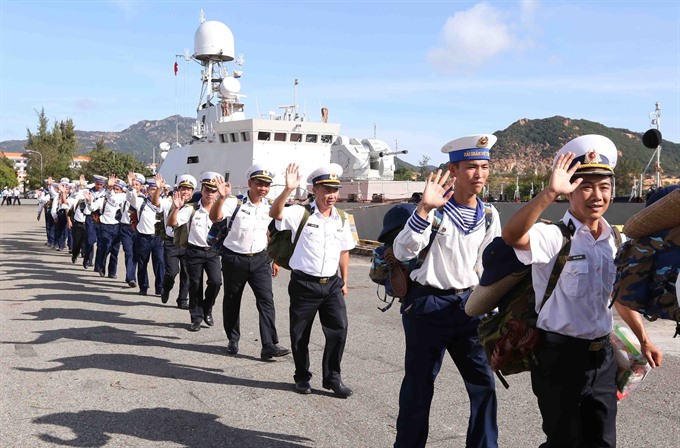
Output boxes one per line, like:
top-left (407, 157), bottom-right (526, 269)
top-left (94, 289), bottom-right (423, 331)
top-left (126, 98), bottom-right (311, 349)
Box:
top-left (427, 2), bottom-right (528, 74)
top-left (520, 0), bottom-right (539, 24)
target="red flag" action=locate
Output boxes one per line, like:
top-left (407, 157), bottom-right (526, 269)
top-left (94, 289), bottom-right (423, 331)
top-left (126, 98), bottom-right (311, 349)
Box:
top-left (174, 62), bottom-right (178, 76)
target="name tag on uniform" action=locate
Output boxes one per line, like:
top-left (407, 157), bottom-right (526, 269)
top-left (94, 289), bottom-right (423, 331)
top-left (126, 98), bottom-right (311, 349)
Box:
top-left (567, 254), bottom-right (586, 261)
top-left (241, 209), bottom-right (251, 215)
top-left (307, 223), bottom-right (319, 228)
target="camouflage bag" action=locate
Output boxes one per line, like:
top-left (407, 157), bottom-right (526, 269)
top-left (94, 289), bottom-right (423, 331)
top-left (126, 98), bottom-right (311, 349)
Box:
top-left (477, 222), bottom-right (571, 387)
top-left (611, 227), bottom-right (680, 337)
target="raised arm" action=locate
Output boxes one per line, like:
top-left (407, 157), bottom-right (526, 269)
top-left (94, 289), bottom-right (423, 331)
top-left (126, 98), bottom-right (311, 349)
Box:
top-left (209, 175), bottom-right (232, 222)
top-left (166, 190), bottom-right (186, 227)
top-left (269, 163), bottom-right (301, 221)
top-left (503, 152), bottom-right (582, 250)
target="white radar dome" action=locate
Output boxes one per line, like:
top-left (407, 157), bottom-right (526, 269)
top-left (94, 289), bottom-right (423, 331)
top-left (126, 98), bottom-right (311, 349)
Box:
top-left (194, 20), bottom-right (235, 62)
top-left (219, 77), bottom-right (241, 97)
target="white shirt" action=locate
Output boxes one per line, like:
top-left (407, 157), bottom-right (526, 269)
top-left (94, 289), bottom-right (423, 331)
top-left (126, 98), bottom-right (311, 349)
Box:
top-left (67, 194), bottom-right (87, 223)
top-left (37, 192), bottom-right (50, 216)
top-left (90, 190), bottom-right (126, 224)
top-left (514, 210), bottom-right (617, 339)
top-left (276, 201), bottom-right (355, 277)
top-left (160, 197), bottom-right (175, 237)
top-left (221, 193), bottom-right (271, 254)
top-left (126, 190), bottom-right (159, 235)
top-left (175, 201), bottom-right (213, 247)
top-left (393, 203), bottom-right (500, 290)
top-left (50, 188), bottom-right (68, 219)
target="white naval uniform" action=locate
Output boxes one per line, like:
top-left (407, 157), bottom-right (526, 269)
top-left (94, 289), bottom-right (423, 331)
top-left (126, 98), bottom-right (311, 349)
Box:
top-left (220, 194), bottom-right (271, 254)
top-left (393, 201), bottom-right (500, 290)
top-left (514, 210), bottom-right (617, 340)
top-left (276, 201), bottom-right (355, 277)
top-left (126, 190), bottom-right (159, 235)
top-left (89, 190), bottom-right (126, 224)
top-left (175, 201), bottom-right (213, 247)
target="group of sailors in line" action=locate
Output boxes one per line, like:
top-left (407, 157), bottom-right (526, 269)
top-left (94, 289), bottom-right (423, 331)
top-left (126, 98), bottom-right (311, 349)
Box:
top-left (1, 186), bottom-right (22, 205)
top-left (32, 133), bottom-right (668, 447)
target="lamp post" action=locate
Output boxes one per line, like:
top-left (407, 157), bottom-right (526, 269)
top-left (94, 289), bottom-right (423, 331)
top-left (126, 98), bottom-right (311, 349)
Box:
top-left (25, 150), bottom-right (43, 187)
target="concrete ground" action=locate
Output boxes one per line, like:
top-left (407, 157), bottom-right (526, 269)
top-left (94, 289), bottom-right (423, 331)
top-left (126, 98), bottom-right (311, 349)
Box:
top-left (1, 204), bottom-right (678, 447)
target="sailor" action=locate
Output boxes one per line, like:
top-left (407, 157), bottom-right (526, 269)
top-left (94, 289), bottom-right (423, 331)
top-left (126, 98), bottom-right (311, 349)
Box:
top-left (127, 173), bottom-right (165, 296)
top-left (269, 163), bottom-right (355, 398)
top-left (88, 175), bottom-right (126, 278)
top-left (66, 175), bottom-right (94, 265)
top-left (37, 181), bottom-right (53, 246)
top-left (50, 178), bottom-right (71, 251)
top-left (167, 171), bottom-right (222, 331)
top-left (391, 135), bottom-right (501, 448)
top-left (119, 173), bottom-right (145, 288)
top-left (155, 174), bottom-right (194, 309)
top-left (210, 163), bottom-right (291, 360)
top-left (502, 134), bottom-right (663, 447)
top-left (83, 175), bottom-right (107, 269)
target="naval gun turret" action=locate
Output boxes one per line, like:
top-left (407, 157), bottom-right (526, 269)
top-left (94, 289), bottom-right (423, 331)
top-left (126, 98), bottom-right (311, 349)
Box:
top-left (331, 136), bottom-right (407, 181)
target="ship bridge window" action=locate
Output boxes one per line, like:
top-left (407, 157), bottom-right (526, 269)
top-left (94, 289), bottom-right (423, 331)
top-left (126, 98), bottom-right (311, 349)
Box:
top-left (219, 134), bottom-right (227, 144)
top-left (230, 132), bottom-right (239, 143)
top-left (306, 134), bottom-right (318, 143)
top-left (241, 131), bottom-right (250, 141)
top-left (321, 134), bottom-right (333, 144)
top-left (290, 133), bottom-right (302, 143)
top-left (187, 156), bottom-right (199, 164)
top-left (274, 132), bottom-right (286, 142)
top-left (258, 131), bottom-right (271, 141)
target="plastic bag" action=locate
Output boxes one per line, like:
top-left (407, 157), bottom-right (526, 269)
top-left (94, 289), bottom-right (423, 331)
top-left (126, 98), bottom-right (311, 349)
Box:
top-left (610, 324), bottom-right (651, 401)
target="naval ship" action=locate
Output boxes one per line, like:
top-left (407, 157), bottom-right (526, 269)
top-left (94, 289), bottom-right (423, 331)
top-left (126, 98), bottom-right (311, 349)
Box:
top-left (158, 11), bottom-right (414, 201)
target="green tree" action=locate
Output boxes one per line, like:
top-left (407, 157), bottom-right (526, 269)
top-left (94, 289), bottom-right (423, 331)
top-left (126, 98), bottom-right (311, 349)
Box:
top-left (0, 155), bottom-right (17, 188)
top-left (418, 155), bottom-right (431, 180)
top-left (79, 138), bottom-right (150, 181)
top-left (24, 109), bottom-right (77, 187)
top-left (614, 157), bottom-right (641, 198)
top-left (393, 166), bottom-right (415, 181)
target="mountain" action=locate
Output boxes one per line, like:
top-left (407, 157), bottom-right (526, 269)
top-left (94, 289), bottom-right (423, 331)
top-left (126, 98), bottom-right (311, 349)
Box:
top-left (1, 115), bottom-right (678, 175)
top-left (492, 116), bottom-right (680, 176)
top-left (0, 115), bottom-right (194, 163)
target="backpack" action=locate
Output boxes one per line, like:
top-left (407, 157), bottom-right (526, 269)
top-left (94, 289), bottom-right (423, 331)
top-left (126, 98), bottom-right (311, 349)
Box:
top-left (476, 221), bottom-right (571, 389)
top-left (369, 203), bottom-right (494, 311)
top-left (611, 226), bottom-right (680, 337)
top-left (206, 195), bottom-right (244, 252)
top-left (268, 204), bottom-right (347, 270)
top-left (172, 202), bottom-right (199, 248)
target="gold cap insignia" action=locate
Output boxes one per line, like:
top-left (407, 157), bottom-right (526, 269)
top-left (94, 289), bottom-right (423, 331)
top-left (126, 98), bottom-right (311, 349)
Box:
top-left (329, 173), bottom-right (338, 180)
top-left (476, 136), bottom-right (489, 148)
top-left (262, 169), bottom-right (269, 176)
top-left (586, 149), bottom-right (601, 164)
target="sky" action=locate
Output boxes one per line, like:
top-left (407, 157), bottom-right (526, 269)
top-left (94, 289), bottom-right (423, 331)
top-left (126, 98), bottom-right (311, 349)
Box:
top-left (1, 0), bottom-right (679, 165)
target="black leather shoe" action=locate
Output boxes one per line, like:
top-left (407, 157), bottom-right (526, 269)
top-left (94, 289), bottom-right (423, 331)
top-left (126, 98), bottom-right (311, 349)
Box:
top-left (71, 257), bottom-right (77, 264)
top-left (98, 269), bottom-right (105, 277)
top-left (294, 381), bottom-right (312, 394)
top-left (204, 314), bottom-right (214, 327)
top-left (177, 301), bottom-right (189, 310)
top-left (189, 321), bottom-right (201, 332)
top-left (139, 289), bottom-right (148, 296)
top-left (160, 290), bottom-right (169, 304)
top-left (226, 340), bottom-right (239, 355)
top-left (128, 280), bottom-right (137, 288)
top-left (261, 344), bottom-right (291, 360)
top-left (323, 381), bottom-right (353, 398)
top-left (108, 274), bottom-right (116, 279)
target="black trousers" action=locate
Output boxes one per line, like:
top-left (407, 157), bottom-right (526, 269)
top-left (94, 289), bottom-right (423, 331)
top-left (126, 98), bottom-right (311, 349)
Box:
top-left (531, 331), bottom-right (617, 448)
top-left (288, 271), bottom-right (347, 386)
top-left (162, 240), bottom-right (189, 304)
top-left (185, 245), bottom-right (222, 323)
top-left (221, 249), bottom-right (278, 347)
top-left (70, 220), bottom-right (89, 262)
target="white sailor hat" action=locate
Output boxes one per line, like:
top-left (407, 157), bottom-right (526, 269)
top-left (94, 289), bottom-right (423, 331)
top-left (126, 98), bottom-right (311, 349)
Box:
top-left (113, 179), bottom-right (127, 189)
top-left (246, 163), bottom-right (275, 183)
top-left (177, 174), bottom-right (197, 189)
top-left (93, 175), bottom-right (107, 184)
top-left (146, 178), bottom-right (158, 188)
top-left (441, 134), bottom-right (497, 163)
top-left (200, 171), bottom-right (220, 190)
top-left (86, 183), bottom-right (95, 189)
top-left (133, 173), bottom-right (146, 184)
top-left (553, 134), bottom-right (617, 177)
top-left (307, 163), bottom-right (343, 189)
top-left (60, 177), bottom-right (70, 184)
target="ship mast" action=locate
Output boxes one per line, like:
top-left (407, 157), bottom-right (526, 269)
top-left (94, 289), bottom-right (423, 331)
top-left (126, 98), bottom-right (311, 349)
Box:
top-left (638, 102), bottom-right (662, 197)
